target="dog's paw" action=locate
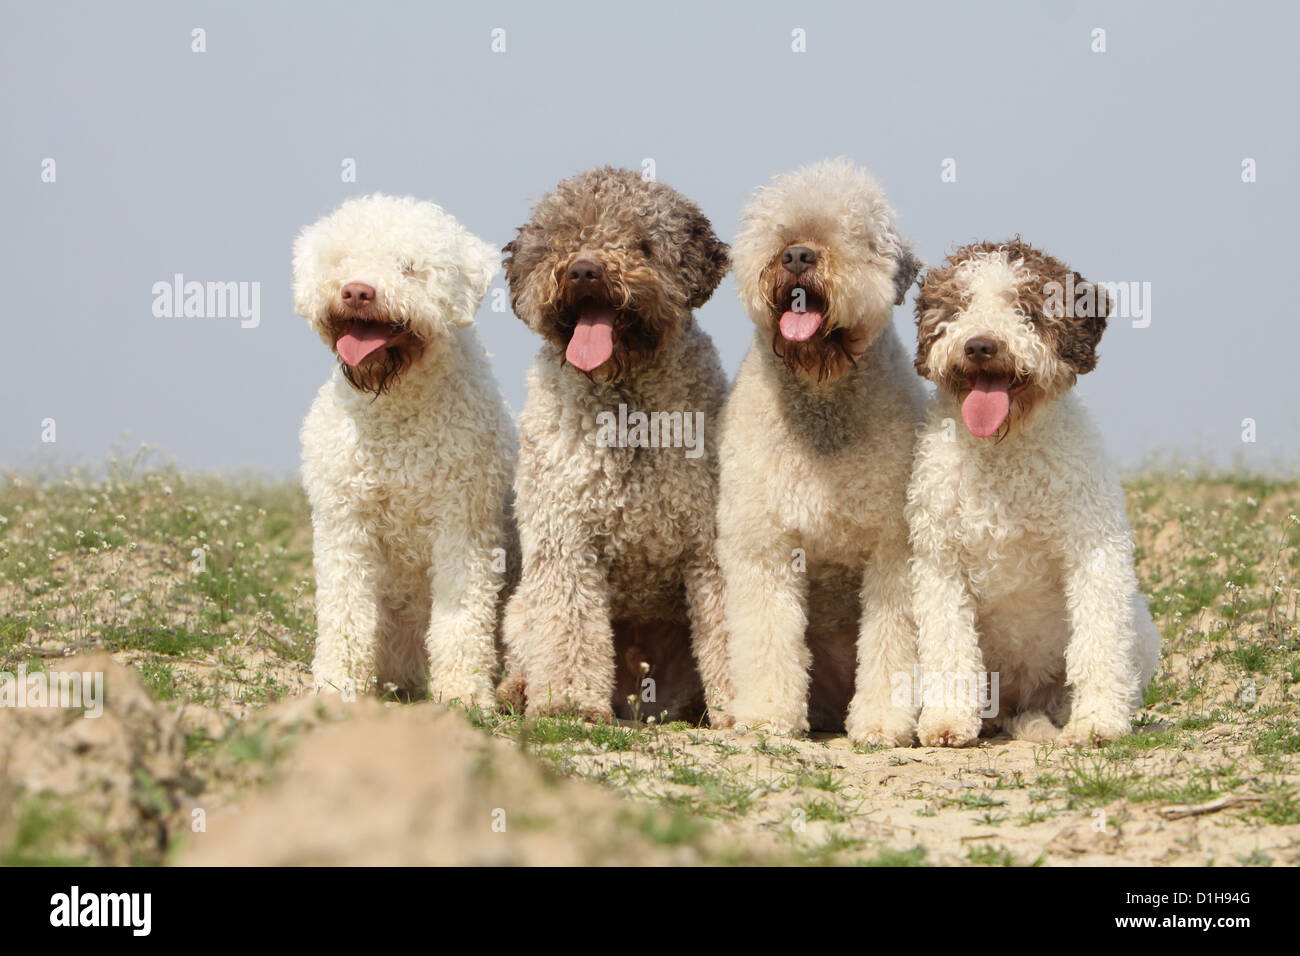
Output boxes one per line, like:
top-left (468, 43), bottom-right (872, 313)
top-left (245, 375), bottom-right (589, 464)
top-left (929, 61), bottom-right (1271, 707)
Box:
top-left (1006, 710), bottom-right (1059, 743)
top-left (847, 709), bottom-right (916, 748)
top-left (435, 679), bottom-right (496, 710)
top-left (577, 706), bottom-right (616, 724)
top-left (1058, 711), bottom-right (1131, 747)
top-left (728, 691), bottom-right (809, 736)
top-left (849, 724), bottom-right (915, 748)
top-left (707, 708), bottom-right (735, 730)
top-left (729, 711), bottom-right (808, 738)
top-left (494, 676), bottom-right (528, 713)
top-left (917, 708), bottom-right (982, 748)
top-left (312, 672), bottom-right (364, 699)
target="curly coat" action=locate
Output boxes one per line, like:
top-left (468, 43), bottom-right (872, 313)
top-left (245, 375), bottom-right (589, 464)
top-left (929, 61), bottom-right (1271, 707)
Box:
top-left (718, 159), bottom-right (926, 745)
top-left (907, 240), bottom-right (1159, 747)
top-left (296, 194), bottom-right (516, 704)
top-left (500, 168), bottom-right (732, 724)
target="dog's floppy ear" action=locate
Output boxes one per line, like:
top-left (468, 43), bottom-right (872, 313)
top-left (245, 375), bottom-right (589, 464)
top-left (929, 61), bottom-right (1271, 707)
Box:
top-left (1053, 269), bottom-right (1109, 375)
top-left (451, 234), bottom-right (501, 328)
top-left (500, 230), bottom-right (538, 321)
top-left (683, 212), bottom-right (730, 309)
top-left (912, 270), bottom-right (939, 377)
top-left (1075, 271), bottom-right (1112, 323)
top-left (892, 244), bottom-right (922, 306)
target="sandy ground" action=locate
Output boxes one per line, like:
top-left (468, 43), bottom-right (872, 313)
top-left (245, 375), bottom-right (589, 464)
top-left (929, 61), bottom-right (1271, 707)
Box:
top-left (2, 471), bottom-right (1297, 865)
top-left (4, 653), bottom-right (1296, 866)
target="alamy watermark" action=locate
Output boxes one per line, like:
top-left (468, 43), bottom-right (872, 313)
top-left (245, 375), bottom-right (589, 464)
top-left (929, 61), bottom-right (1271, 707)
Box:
top-left (595, 403), bottom-right (705, 459)
top-left (50, 885), bottom-right (150, 936)
top-left (152, 274), bottom-right (260, 328)
top-left (0, 665), bottom-right (104, 717)
top-left (892, 666), bottom-right (999, 718)
top-left (1043, 275), bottom-right (1152, 329)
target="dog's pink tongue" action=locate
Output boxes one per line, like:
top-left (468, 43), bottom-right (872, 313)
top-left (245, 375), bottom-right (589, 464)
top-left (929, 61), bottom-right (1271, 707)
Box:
top-left (566, 309), bottom-right (616, 371)
top-left (779, 309), bottom-right (823, 342)
top-left (336, 322), bottom-right (393, 367)
top-left (962, 373), bottom-right (1012, 438)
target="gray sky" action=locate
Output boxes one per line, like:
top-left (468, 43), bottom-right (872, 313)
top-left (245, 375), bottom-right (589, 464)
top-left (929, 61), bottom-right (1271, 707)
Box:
top-left (4, 1), bottom-right (1297, 476)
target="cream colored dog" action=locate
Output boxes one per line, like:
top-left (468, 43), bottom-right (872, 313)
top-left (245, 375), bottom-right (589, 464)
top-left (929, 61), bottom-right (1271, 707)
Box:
top-left (295, 194), bottom-right (515, 705)
top-left (719, 159), bottom-right (925, 745)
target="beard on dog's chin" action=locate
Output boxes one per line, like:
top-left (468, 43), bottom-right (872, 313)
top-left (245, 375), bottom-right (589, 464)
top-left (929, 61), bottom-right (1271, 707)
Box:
top-left (329, 309), bottom-right (421, 396)
top-left (770, 324), bottom-right (862, 383)
top-left (767, 278), bottom-right (866, 383)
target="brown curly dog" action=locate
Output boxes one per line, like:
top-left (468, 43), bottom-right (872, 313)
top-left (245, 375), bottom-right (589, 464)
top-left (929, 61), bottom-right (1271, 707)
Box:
top-left (499, 167), bottom-right (732, 726)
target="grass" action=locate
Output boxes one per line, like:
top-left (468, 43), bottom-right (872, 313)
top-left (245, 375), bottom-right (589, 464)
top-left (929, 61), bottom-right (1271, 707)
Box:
top-left (1253, 720), bottom-right (1300, 756)
top-left (0, 452), bottom-right (315, 686)
top-left (658, 769), bottom-right (759, 818)
top-left (3, 454), bottom-right (1300, 866)
top-left (864, 846), bottom-right (928, 867)
top-left (795, 768), bottom-right (847, 793)
top-left (946, 792), bottom-right (1006, 810)
top-left (521, 716), bottom-right (638, 752)
top-left (630, 807), bottom-right (711, 847)
top-left (0, 793), bottom-right (89, 866)
top-left (799, 798), bottom-right (848, 823)
top-left (966, 843), bottom-right (1039, 867)
top-left (1252, 784), bottom-right (1300, 825)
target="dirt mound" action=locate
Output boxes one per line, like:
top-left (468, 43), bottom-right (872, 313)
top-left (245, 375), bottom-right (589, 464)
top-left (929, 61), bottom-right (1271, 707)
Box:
top-left (0, 653), bottom-right (188, 864)
top-left (177, 701), bottom-right (699, 865)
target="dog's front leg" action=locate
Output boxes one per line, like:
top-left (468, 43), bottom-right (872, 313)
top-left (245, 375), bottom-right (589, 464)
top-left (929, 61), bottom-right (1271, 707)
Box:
top-left (847, 534), bottom-right (919, 747)
top-left (721, 531), bottom-right (811, 736)
top-left (310, 514), bottom-right (384, 698)
top-left (911, 535), bottom-right (985, 747)
top-left (425, 527), bottom-right (505, 709)
top-left (683, 550), bottom-right (734, 727)
top-left (504, 538), bottom-right (616, 721)
top-left (1058, 531), bottom-right (1142, 746)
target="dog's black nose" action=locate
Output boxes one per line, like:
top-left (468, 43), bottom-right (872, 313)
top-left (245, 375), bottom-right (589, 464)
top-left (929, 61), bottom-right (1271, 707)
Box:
top-left (964, 336), bottom-right (1000, 363)
top-left (566, 259), bottom-right (604, 283)
top-left (781, 245), bottom-right (817, 275)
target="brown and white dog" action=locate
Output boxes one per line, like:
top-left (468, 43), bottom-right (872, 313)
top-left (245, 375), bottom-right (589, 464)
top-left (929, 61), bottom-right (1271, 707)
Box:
top-left (906, 239), bottom-right (1160, 746)
top-left (499, 167), bottom-right (733, 724)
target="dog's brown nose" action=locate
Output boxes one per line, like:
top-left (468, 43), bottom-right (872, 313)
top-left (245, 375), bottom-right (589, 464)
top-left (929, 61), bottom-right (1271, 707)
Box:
top-left (340, 282), bottom-right (376, 305)
top-left (781, 245), bottom-right (817, 275)
top-left (964, 336), bottom-right (1000, 363)
top-left (567, 259), bottom-right (604, 283)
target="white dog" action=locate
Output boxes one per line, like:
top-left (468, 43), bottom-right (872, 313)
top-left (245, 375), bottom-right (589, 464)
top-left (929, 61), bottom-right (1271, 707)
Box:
top-left (294, 194), bottom-right (515, 705)
top-left (907, 239), bottom-right (1160, 747)
top-left (719, 159), bottom-right (925, 746)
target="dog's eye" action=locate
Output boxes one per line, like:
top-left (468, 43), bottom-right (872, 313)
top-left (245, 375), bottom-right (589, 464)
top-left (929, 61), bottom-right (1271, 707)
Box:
top-left (639, 239), bottom-right (654, 258)
top-left (399, 260), bottom-right (417, 277)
